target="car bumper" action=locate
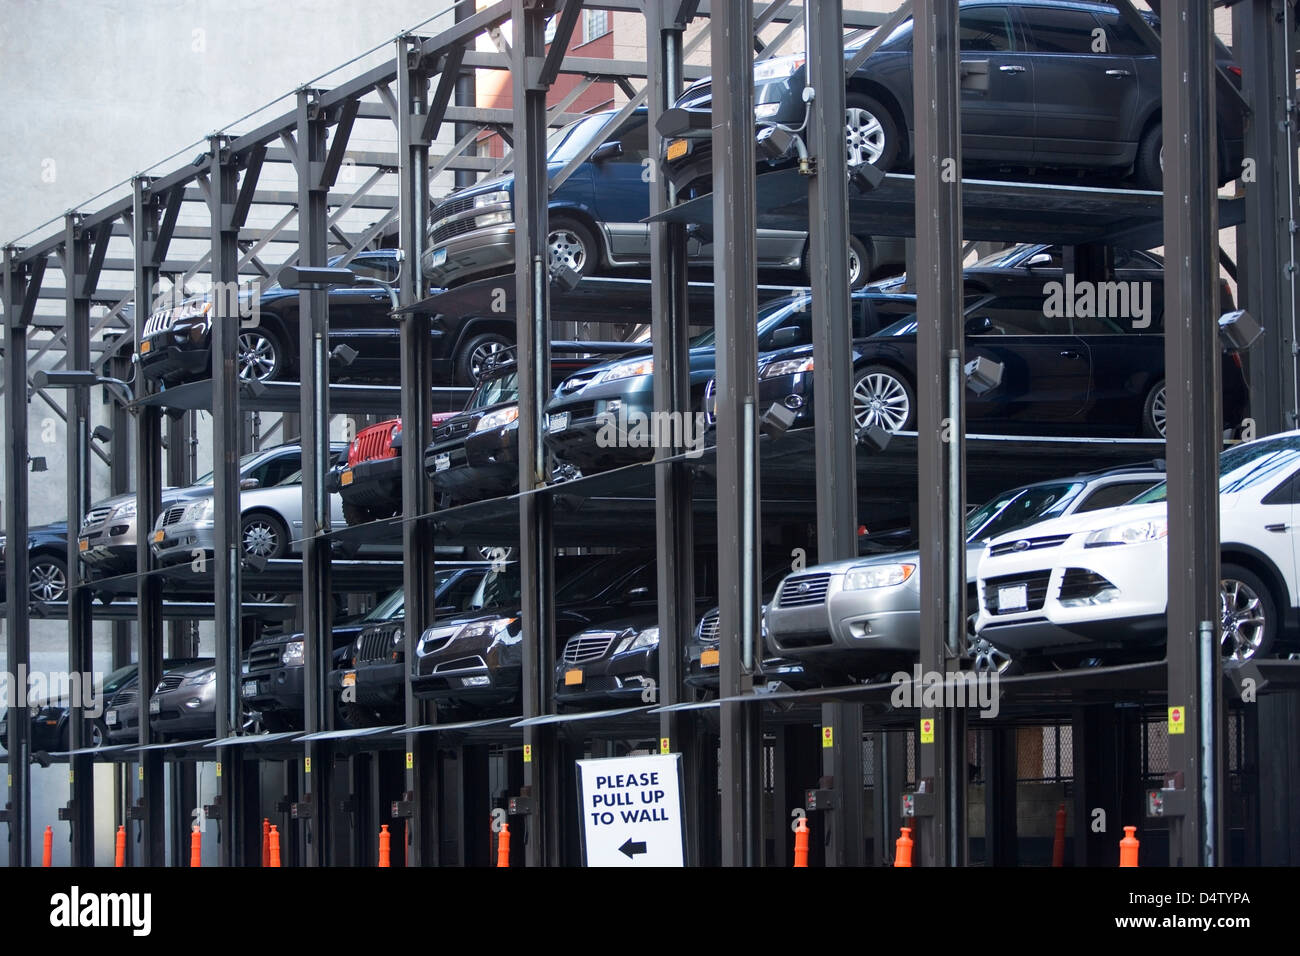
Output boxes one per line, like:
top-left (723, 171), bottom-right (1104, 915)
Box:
top-left (427, 428), bottom-right (520, 503)
top-left (422, 224), bottom-right (517, 287)
top-left (554, 648), bottom-right (657, 707)
top-left (412, 633), bottom-right (521, 704)
top-left (138, 338), bottom-right (211, 384)
top-left (543, 392), bottom-right (657, 473)
top-left (149, 690), bottom-right (216, 739)
top-left (241, 663), bottom-right (304, 713)
top-left (329, 661), bottom-right (405, 708)
top-left (333, 457), bottom-right (403, 512)
top-left (152, 521), bottom-right (216, 564)
top-left (756, 370), bottom-right (816, 429)
top-left (766, 571), bottom-right (924, 665)
top-left (105, 708), bottom-right (141, 743)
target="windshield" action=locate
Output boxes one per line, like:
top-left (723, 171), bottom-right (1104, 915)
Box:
top-left (364, 587), bottom-right (406, 622)
top-left (1135, 435), bottom-right (1300, 503)
top-left (195, 450), bottom-right (276, 486)
top-left (546, 114), bottom-right (615, 164)
top-left (691, 295), bottom-right (811, 348)
top-left (966, 482), bottom-right (1084, 541)
top-left (470, 370), bottom-right (519, 410)
top-left (102, 664), bottom-right (137, 695)
top-left (556, 554), bottom-right (647, 602)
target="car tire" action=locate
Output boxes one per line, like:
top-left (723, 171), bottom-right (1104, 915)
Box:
top-left (339, 702), bottom-right (381, 729)
top-left (852, 365), bottom-right (916, 433)
top-left (29, 553), bottom-right (68, 603)
top-left (258, 711), bottom-right (294, 733)
top-left (547, 216), bottom-right (599, 280)
top-left (1219, 563), bottom-right (1276, 662)
top-left (847, 235), bottom-right (873, 289)
top-left (237, 326), bottom-right (286, 383)
top-left (342, 501), bottom-right (377, 526)
top-left (455, 331), bottom-right (513, 386)
top-left (1141, 380), bottom-right (1166, 438)
top-left (1135, 121), bottom-right (1163, 190)
top-left (845, 92), bottom-right (900, 172)
top-left (241, 511), bottom-right (288, 561)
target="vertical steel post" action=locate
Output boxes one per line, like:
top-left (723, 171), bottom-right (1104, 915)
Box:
top-left (712, 0), bottom-right (763, 867)
top-left (453, 0), bottom-right (479, 191)
top-left (62, 213), bottom-right (96, 865)
top-left (209, 135), bottom-right (246, 866)
top-left (3, 246), bottom-right (33, 868)
top-left (1162, 0), bottom-right (1223, 867)
top-left (912, 0), bottom-right (967, 868)
top-left (397, 35), bottom-right (442, 866)
top-left (512, 0), bottom-right (558, 867)
top-left (132, 178), bottom-right (167, 865)
top-left (807, 0), bottom-right (866, 866)
top-left (108, 353), bottom-right (134, 671)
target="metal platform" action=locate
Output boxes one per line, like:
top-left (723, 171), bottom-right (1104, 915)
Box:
top-left (132, 378), bottom-right (469, 415)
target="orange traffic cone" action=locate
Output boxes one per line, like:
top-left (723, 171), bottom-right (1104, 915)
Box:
top-left (378, 824), bottom-right (391, 867)
top-left (1052, 803), bottom-right (1066, 867)
top-left (190, 826), bottom-right (202, 867)
top-left (42, 825), bottom-right (52, 867)
top-left (894, 826), bottom-right (914, 867)
top-left (114, 825), bottom-right (126, 867)
top-left (262, 818), bottom-right (270, 867)
top-left (497, 822), bottom-right (511, 868)
top-left (793, 817), bottom-right (809, 868)
top-left (268, 824), bottom-right (281, 867)
top-left (1119, 826), bottom-right (1139, 867)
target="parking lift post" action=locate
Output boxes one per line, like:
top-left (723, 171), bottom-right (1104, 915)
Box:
top-left (132, 177), bottom-right (168, 865)
top-left (807, 0), bottom-right (866, 867)
top-left (1161, 0), bottom-right (1225, 867)
top-left (712, 0), bottom-right (764, 866)
top-left (912, 0), bottom-right (968, 867)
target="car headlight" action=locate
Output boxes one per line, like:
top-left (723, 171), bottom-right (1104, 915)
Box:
top-left (473, 190), bottom-right (511, 209)
top-left (474, 211), bottom-right (513, 228)
top-left (1084, 519), bottom-right (1168, 548)
top-left (281, 640), bottom-right (305, 666)
top-left (392, 631), bottom-right (403, 647)
top-left (475, 405), bottom-right (519, 431)
top-left (753, 54), bottom-right (804, 83)
top-left (843, 563), bottom-right (916, 590)
top-left (0, 536), bottom-right (6, 556)
top-left (594, 358), bottom-right (654, 384)
top-left (190, 670), bottom-right (218, 686)
top-left (454, 617), bottom-right (517, 641)
top-left (114, 500), bottom-right (137, 521)
top-left (760, 356), bottom-right (814, 378)
top-left (754, 103), bottom-right (781, 119)
top-left (615, 626), bottom-right (659, 655)
top-left (181, 498), bottom-right (214, 523)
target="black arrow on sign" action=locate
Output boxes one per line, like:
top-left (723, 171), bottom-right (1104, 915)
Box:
top-left (619, 838), bottom-right (647, 859)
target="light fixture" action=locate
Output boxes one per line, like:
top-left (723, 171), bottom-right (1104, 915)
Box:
top-left (963, 355), bottom-right (1003, 395)
top-left (849, 162), bottom-right (886, 193)
top-left (242, 552), bottom-right (268, 573)
top-left (855, 423), bottom-right (891, 452)
top-left (760, 402), bottom-right (798, 437)
top-left (92, 425), bottom-right (114, 443)
top-left (549, 261), bottom-right (582, 293)
top-left (1218, 308), bottom-right (1262, 352)
top-left (28, 456), bottom-right (47, 472)
top-left (757, 125), bottom-right (799, 163)
top-left (330, 343), bottom-right (359, 367)
top-left (32, 369), bottom-right (134, 406)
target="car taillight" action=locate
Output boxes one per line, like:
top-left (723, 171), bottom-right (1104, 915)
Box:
top-left (1228, 65), bottom-right (1242, 78)
top-left (1232, 352), bottom-right (1243, 370)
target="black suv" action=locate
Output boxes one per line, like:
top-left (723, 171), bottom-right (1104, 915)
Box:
top-left (664, 0), bottom-right (1243, 194)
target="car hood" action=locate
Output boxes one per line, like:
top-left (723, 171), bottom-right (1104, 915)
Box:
top-left (985, 502), bottom-right (1168, 550)
top-left (158, 660), bottom-right (218, 681)
top-left (90, 487), bottom-right (187, 512)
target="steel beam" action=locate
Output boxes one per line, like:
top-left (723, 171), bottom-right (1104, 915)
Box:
top-left (1161, 0), bottom-right (1224, 867)
top-left (913, 0), bottom-right (967, 868)
top-left (712, 0), bottom-right (763, 868)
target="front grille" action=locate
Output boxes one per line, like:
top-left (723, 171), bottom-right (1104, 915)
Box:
top-left (358, 624), bottom-right (401, 664)
top-left (142, 310), bottom-right (179, 337)
top-left (777, 573), bottom-right (832, 608)
top-left (248, 646), bottom-right (282, 671)
top-left (82, 506), bottom-right (113, 531)
top-left (432, 194), bottom-right (476, 221)
top-left (349, 422), bottom-right (398, 466)
top-left (558, 375), bottom-right (596, 395)
top-left (112, 689), bottom-right (137, 707)
top-left (161, 504), bottom-right (188, 527)
top-left (988, 534), bottom-right (1071, 558)
top-left (562, 631), bottom-right (619, 665)
top-left (434, 655), bottom-right (487, 674)
top-left (982, 571), bottom-right (1053, 616)
top-left (431, 216), bottom-right (480, 245)
top-left (158, 674), bottom-right (185, 692)
top-left (1057, 568), bottom-right (1117, 603)
top-left (697, 608), bottom-right (721, 643)
top-left (550, 401), bottom-right (596, 422)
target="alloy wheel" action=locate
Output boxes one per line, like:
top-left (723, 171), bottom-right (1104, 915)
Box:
top-left (242, 518), bottom-right (281, 559)
top-left (470, 339), bottom-right (507, 381)
top-left (237, 330), bottom-right (278, 382)
top-left (1220, 577), bottom-right (1267, 661)
top-left (547, 227), bottom-right (588, 275)
top-left (1150, 385), bottom-right (1167, 438)
top-left (30, 560), bottom-right (67, 602)
top-left (853, 371), bottom-right (911, 432)
top-left (845, 106), bottom-right (886, 167)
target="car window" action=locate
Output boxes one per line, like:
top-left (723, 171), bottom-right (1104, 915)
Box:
top-left (439, 570), bottom-right (487, 611)
top-left (967, 482), bottom-right (1084, 541)
top-left (364, 587), bottom-right (406, 622)
top-left (470, 370), bottom-right (519, 409)
top-left (1134, 436), bottom-right (1300, 504)
top-left (959, 7), bottom-right (1016, 52)
top-left (1262, 468), bottom-right (1300, 505)
top-left (971, 296), bottom-right (1069, 335)
top-left (609, 118), bottom-right (650, 163)
top-left (1070, 313), bottom-right (1127, 335)
top-left (253, 455), bottom-right (302, 488)
top-left (1094, 12), bottom-right (1152, 57)
top-left (556, 555), bottom-right (648, 603)
top-left (1075, 480), bottom-right (1162, 513)
top-left (1022, 5), bottom-right (1109, 54)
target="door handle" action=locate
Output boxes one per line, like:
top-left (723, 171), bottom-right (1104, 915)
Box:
top-left (1105, 69), bottom-right (1132, 78)
top-left (998, 64), bottom-right (1026, 74)
top-left (1059, 350), bottom-right (1081, 359)
top-left (1265, 523), bottom-right (1291, 533)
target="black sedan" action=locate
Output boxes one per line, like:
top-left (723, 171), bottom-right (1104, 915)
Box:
top-left (664, 0), bottom-right (1243, 195)
top-left (0, 521), bottom-right (70, 604)
top-left (0, 663), bottom-right (137, 752)
top-left (752, 292), bottom-right (1249, 439)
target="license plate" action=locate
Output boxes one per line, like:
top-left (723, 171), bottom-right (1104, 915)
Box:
top-left (564, 668), bottom-right (583, 686)
top-left (151, 529), bottom-right (164, 544)
top-left (139, 340), bottom-right (152, 354)
top-left (78, 538), bottom-right (89, 552)
top-left (431, 248), bottom-right (447, 267)
top-left (342, 671), bottom-right (356, 688)
top-left (106, 710), bottom-right (117, 726)
top-left (148, 698), bottom-right (160, 715)
top-left (434, 453), bottom-right (451, 473)
top-left (242, 680), bottom-right (258, 697)
top-left (666, 139), bottom-right (689, 161)
top-left (997, 584), bottom-right (1028, 611)
top-left (341, 469), bottom-right (354, 486)
top-left (547, 412), bottom-right (570, 433)
top-left (700, 648), bottom-right (720, 668)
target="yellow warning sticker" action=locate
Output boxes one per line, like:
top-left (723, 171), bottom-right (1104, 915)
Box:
top-left (659, 737), bottom-right (670, 755)
top-left (821, 727), bottom-right (833, 748)
top-left (304, 756), bottom-right (312, 774)
top-left (523, 744), bottom-right (532, 763)
top-left (405, 752), bottom-right (413, 770)
top-left (69, 769), bottom-right (74, 783)
top-left (138, 767), bottom-right (144, 781)
top-left (1168, 705), bottom-right (1186, 734)
top-left (215, 762), bottom-right (222, 778)
top-left (920, 718), bottom-right (935, 744)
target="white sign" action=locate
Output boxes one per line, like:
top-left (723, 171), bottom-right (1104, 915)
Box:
top-left (576, 753), bottom-right (685, 867)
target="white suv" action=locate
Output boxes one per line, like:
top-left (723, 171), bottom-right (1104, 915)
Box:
top-left (975, 431), bottom-right (1300, 665)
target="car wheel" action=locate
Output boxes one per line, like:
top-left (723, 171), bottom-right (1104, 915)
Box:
top-left (342, 501), bottom-right (377, 526)
top-left (847, 236), bottom-right (873, 290)
top-left (340, 702), bottom-right (381, 729)
top-left (546, 217), bottom-right (598, 280)
top-left (1219, 563), bottom-right (1275, 662)
top-left (455, 332), bottom-right (512, 386)
top-left (29, 554), bottom-right (68, 602)
top-left (1141, 380), bottom-right (1166, 438)
top-left (845, 92), bottom-right (899, 172)
top-left (237, 327), bottom-right (285, 383)
top-left (241, 511), bottom-right (288, 561)
top-left (1135, 121), bottom-right (1163, 190)
top-left (852, 365), bottom-right (915, 433)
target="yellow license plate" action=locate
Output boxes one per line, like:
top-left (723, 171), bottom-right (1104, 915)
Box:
top-left (139, 340), bottom-right (151, 354)
top-left (151, 529), bottom-right (164, 543)
top-left (340, 469), bottom-right (353, 486)
top-left (342, 671), bottom-right (356, 688)
top-left (700, 648), bottom-right (719, 668)
top-left (666, 139), bottom-right (689, 161)
top-left (564, 668), bottom-right (583, 686)
top-left (78, 539), bottom-right (89, 552)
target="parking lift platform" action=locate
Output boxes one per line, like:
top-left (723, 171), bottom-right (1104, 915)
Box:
top-left (131, 378), bottom-right (470, 416)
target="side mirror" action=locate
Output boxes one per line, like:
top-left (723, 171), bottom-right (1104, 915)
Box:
top-left (769, 326), bottom-right (802, 350)
top-left (590, 141), bottom-right (624, 163)
top-left (1024, 252), bottom-right (1053, 269)
top-left (964, 315), bottom-right (994, 334)
top-left (239, 477), bottom-right (261, 490)
top-left (626, 586), bottom-right (651, 598)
